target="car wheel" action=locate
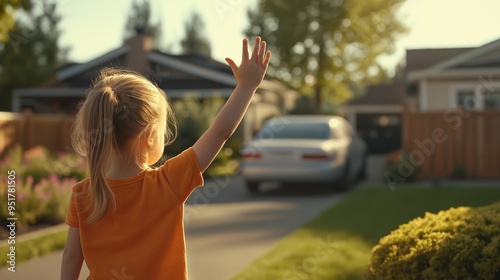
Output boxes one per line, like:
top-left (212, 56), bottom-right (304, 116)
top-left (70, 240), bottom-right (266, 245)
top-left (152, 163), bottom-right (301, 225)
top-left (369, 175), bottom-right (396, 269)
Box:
top-left (357, 154), bottom-right (368, 181)
top-left (246, 181), bottom-right (260, 193)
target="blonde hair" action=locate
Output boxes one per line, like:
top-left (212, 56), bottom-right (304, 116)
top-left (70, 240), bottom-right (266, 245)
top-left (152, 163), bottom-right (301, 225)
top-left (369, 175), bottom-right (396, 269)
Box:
top-left (72, 67), bottom-right (177, 224)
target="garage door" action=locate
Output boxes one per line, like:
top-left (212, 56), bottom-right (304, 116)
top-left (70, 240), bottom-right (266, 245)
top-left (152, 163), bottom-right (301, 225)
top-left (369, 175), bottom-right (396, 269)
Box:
top-left (356, 113), bottom-right (401, 154)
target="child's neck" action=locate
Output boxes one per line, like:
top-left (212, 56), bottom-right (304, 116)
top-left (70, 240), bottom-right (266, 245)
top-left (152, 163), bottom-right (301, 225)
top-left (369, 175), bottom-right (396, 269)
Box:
top-left (107, 152), bottom-right (148, 179)
top-left (107, 164), bottom-right (146, 179)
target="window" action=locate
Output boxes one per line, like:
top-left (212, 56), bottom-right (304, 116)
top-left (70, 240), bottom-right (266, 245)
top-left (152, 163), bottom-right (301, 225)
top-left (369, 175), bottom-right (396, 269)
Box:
top-left (257, 122), bottom-right (331, 140)
top-left (485, 89), bottom-right (500, 109)
top-left (455, 86), bottom-right (500, 111)
top-left (456, 90), bottom-right (476, 110)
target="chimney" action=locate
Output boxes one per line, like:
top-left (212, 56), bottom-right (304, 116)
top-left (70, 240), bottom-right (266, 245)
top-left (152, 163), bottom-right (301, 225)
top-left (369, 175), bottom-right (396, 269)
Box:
top-left (126, 27), bottom-right (154, 74)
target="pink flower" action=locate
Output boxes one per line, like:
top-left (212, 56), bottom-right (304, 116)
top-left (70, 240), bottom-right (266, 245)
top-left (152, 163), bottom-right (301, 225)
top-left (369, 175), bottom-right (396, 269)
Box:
top-left (26, 175), bottom-right (34, 186)
top-left (49, 173), bottom-right (59, 185)
top-left (17, 193), bottom-right (26, 202)
top-left (24, 146), bottom-right (44, 161)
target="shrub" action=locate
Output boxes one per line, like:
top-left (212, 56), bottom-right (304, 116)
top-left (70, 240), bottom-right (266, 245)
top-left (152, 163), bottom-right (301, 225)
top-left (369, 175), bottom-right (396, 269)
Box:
top-left (0, 145), bottom-right (88, 184)
top-left (369, 202), bottom-right (500, 280)
top-left (168, 97), bottom-right (241, 176)
top-left (451, 164), bottom-right (466, 179)
top-left (34, 174), bottom-right (75, 225)
top-left (0, 175), bottom-right (40, 229)
top-left (0, 173), bottom-right (74, 229)
top-left (0, 145), bottom-right (85, 230)
top-left (384, 150), bottom-right (418, 183)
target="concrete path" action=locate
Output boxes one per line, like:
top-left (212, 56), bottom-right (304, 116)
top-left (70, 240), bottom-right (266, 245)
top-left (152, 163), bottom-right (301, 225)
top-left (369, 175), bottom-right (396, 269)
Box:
top-left (185, 176), bottom-right (345, 280)
top-left (362, 154), bottom-right (386, 185)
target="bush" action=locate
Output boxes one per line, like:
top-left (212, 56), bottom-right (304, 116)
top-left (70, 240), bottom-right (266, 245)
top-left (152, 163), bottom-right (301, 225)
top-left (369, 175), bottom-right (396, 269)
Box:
top-left (0, 145), bottom-right (86, 230)
top-left (384, 150), bottom-right (418, 183)
top-left (0, 145), bottom-right (88, 184)
top-left (369, 202), bottom-right (500, 280)
top-left (167, 97), bottom-right (241, 176)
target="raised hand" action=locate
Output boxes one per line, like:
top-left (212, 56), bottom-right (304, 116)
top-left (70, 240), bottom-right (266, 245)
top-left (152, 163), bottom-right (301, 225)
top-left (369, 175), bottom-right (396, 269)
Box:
top-left (193, 37), bottom-right (271, 173)
top-left (225, 36), bottom-right (271, 90)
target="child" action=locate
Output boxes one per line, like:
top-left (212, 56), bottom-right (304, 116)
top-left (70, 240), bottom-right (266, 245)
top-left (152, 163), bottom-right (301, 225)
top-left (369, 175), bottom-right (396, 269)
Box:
top-left (61, 37), bottom-right (270, 280)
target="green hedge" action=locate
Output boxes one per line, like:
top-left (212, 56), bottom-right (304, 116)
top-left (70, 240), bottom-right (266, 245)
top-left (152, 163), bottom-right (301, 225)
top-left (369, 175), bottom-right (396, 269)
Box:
top-left (369, 202), bottom-right (500, 279)
top-left (0, 227), bottom-right (68, 267)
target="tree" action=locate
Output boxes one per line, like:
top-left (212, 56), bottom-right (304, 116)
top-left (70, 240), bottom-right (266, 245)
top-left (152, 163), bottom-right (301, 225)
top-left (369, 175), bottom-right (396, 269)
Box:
top-left (245, 0), bottom-right (407, 111)
top-left (0, 1), bottom-right (67, 111)
top-left (124, 0), bottom-right (161, 42)
top-left (180, 12), bottom-right (211, 56)
top-left (0, 0), bottom-right (31, 42)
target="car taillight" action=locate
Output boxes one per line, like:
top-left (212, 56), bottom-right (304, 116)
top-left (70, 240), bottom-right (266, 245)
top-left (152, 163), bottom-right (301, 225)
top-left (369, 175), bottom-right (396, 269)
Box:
top-left (302, 154), bottom-right (329, 160)
top-left (242, 153), bottom-right (261, 160)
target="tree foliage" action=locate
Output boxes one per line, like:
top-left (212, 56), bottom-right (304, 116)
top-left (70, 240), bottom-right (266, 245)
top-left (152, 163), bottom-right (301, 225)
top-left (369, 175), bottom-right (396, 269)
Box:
top-left (0, 0), bottom-right (31, 42)
top-left (245, 0), bottom-right (407, 110)
top-left (180, 12), bottom-right (211, 56)
top-left (124, 0), bottom-right (161, 42)
top-left (0, 1), bottom-right (67, 111)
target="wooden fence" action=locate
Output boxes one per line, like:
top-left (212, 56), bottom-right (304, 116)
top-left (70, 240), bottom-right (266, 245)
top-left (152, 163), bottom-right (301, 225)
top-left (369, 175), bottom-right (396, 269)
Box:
top-left (0, 112), bottom-right (74, 157)
top-left (402, 109), bottom-right (500, 179)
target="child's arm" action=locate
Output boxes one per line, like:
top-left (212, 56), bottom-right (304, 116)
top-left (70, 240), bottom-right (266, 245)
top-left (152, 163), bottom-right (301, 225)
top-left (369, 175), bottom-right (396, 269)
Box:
top-left (193, 36), bottom-right (271, 172)
top-left (61, 226), bottom-right (83, 280)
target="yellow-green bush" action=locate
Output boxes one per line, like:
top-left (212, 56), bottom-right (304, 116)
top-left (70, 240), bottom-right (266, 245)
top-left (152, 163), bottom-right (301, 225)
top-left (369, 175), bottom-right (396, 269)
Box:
top-left (369, 202), bottom-right (500, 280)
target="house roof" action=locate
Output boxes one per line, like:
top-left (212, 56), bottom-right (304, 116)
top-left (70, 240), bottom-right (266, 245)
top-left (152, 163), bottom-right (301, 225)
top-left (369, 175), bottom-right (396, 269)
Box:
top-left (408, 38), bottom-right (500, 81)
top-left (46, 46), bottom-right (279, 91)
top-left (151, 51), bottom-right (233, 76)
top-left (48, 46), bottom-right (237, 89)
top-left (406, 48), bottom-right (473, 72)
top-left (56, 46), bottom-right (129, 82)
top-left (346, 83), bottom-right (404, 106)
top-left (12, 34), bottom-right (290, 112)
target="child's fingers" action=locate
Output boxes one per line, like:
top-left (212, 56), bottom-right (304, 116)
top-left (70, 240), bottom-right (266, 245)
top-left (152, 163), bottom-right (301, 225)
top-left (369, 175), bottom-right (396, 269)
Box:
top-left (263, 50), bottom-right (271, 66)
top-left (225, 58), bottom-right (238, 74)
top-left (259, 41), bottom-right (266, 62)
top-left (242, 38), bottom-right (249, 61)
top-left (251, 36), bottom-right (261, 61)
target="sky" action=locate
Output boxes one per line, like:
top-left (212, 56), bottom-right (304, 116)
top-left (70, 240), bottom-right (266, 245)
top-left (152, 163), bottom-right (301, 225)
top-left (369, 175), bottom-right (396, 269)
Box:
top-left (54, 0), bottom-right (500, 73)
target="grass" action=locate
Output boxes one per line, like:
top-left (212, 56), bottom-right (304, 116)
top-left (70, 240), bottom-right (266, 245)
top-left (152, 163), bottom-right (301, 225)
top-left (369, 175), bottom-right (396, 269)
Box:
top-left (231, 185), bottom-right (500, 280)
top-left (0, 227), bottom-right (67, 267)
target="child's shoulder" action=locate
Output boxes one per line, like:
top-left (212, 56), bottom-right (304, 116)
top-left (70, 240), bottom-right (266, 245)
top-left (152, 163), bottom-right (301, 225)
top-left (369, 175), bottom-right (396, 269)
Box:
top-left (71, 177), bottom-right (90, 192)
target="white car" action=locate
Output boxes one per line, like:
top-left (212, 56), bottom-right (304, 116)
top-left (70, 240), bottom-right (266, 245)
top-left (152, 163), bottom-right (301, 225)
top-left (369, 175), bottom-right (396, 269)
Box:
top-left (240, 115), bottom-right (367, 192)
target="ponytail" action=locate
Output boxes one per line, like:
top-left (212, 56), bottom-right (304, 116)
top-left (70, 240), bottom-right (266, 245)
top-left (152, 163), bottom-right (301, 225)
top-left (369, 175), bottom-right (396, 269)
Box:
top-left (73, 86), bottom-right (117, 224)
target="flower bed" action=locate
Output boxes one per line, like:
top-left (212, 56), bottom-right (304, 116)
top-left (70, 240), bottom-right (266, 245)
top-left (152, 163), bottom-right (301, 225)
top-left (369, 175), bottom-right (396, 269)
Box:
top-left (0, 145), bottom-right (88, 237)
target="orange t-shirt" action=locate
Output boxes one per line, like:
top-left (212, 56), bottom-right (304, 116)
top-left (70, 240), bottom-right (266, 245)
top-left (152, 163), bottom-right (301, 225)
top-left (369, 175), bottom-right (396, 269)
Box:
top-left (66, 148), bottom-right (204, 280)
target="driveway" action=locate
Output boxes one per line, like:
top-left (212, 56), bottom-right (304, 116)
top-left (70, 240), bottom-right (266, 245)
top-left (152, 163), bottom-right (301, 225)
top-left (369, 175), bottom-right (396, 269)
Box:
top-left (184, 154), bottom-right (386, 279)
top-left (185, 176), bottom-right (345, 280)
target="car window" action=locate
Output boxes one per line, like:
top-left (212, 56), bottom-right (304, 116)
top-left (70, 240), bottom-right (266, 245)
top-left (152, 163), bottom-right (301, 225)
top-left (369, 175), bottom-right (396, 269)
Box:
top-left (257, 121), bottom-right (331, 140)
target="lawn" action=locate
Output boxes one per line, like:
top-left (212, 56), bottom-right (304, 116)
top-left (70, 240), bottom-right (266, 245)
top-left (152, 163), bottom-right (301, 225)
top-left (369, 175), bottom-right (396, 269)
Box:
top-left (231, 185), bottom-right (500, 280)
top-left (0, 227), bottom-right (67, 267)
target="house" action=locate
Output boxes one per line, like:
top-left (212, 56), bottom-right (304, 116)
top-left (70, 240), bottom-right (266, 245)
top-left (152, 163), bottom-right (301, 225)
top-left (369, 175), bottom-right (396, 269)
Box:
top-left (402, 39), bottom-right (500, 179)
top-left (11, 32), bottom-right (298, 141)
top-left (341, 83), bottom-right (404, 154)
top-left (342, 38), bottom-right (500, 155)
top-left (406, 39), bottom-right (500, 111)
